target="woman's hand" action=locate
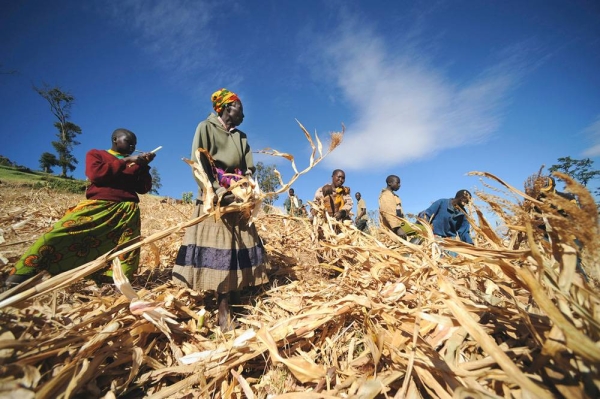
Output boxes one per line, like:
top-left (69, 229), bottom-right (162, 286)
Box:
top-left (136, 152), bottom-right (156, 165)
top-left (124, 152), bottom-right (156, 166)
top-left (215, 193), bottom-right (242, 206)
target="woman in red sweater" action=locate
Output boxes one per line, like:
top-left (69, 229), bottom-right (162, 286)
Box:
top-left (4, 128), bottom-right (156, 289)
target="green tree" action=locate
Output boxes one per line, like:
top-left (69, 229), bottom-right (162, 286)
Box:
top-left (182, 192), bottom-right (194, 204)
top-left (149, 167), bottom-right (162, 195)
top-left (549, 156), bottom-right (600, 208)
top-left (0, 155), bottom-right (15, 167)
top-left (548, 156), bottom-right (600, 187)
top-left (254, 162), bottom-right (281, 207)
top-left (39, 152), bottom-right (58, 173)
top-left (35, 85), bottom-right (82, 177)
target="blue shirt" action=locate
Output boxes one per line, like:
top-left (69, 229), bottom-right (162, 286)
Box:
top-left (418, 198), bottom-right (473, 244)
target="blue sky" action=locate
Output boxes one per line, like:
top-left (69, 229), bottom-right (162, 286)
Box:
top-left (1, 0), bottom-right (599, 220)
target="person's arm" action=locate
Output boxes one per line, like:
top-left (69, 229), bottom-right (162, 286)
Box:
top-left (284, 197), bottom-right (290, 212)
top-left (131, 151), bottom-right (156, 194)
top-left (356, 201), bottom-right (366, 221)
top-left (134, 164), bottom-right (153, 194)
top-left (314, 186), bottom-right (325, 202)
top-left (241, 133), bottom-right (255, 176)
top-left (396, 201), bottom-right (405, 218)
top-left (341, 191), bottom-right (353, 212)
top-left (418, 199), bottom-right (443, 222)
top-left (191, 121), bottom-right (221, 194)
top-left (457, 218), bottom-right (474, 244)
top-left (312, 187), bottom-right (324, 216)
top-left (86, 150), bottom-right (127, 184)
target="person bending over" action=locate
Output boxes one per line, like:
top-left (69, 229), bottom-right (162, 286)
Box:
top-left (418, 189), bottom-right (474, 245)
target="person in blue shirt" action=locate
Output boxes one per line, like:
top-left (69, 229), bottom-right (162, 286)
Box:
top-left (418, 190), bottom-right (474, 245)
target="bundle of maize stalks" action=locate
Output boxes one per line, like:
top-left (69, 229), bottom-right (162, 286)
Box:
top-left (0, 126), bottom-right (598, 398)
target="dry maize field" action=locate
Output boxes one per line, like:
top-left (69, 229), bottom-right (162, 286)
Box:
top-left (0, 133), bottom-right (599, 398)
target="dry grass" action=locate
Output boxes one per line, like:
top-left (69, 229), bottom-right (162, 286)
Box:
top-left (1, 143), bottom-right (599, 397)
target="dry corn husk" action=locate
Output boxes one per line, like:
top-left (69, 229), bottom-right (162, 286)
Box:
top-left (1, 126), bottom-right (599, 398)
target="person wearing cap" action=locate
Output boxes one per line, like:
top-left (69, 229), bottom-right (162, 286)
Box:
top-left (418, 190), bottom-right (474, 245)
top-left (172, 88), bottom-right (269, 331)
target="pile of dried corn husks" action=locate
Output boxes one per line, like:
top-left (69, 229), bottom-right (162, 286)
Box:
top-left (1, 161), bottom-right (599, 398)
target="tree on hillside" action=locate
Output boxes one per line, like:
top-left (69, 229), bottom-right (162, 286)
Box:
top-left (254, 162), bottom-right (281, 207)
top-left (0, 155), bottom-right (15, 167)
top-left (39, 152), bottom-right (58, 173)
top-left (182, 192), bottom-right (194, 204)
top-left (549, 156), bottom-right (600, 208)
top-left (35, 85), bottom-right (82, 177)
top-left (150, 167), bottom-right (162, 195)
top-left (548, 156), bottom-right (600, 187)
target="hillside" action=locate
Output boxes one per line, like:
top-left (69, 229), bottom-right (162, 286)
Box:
top-left (0, 164), bottom-right (88, 194)
top-left (0, 175), bottom-right (599, 398)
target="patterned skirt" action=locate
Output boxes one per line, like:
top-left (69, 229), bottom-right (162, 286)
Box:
top-left (11, 200), bottom-right (141, 279)
top-left (172, 205), bottom-right (269, 293)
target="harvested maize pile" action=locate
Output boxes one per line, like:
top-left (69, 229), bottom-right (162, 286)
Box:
top-left (0, 127), bottom-right (598, 398)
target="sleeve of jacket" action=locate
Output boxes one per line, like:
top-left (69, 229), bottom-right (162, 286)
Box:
top-left (457, 218), bottom-right (474, 244)
top-left (419, 199), bottom-right (443, 222)
top-left (314, 186), bottom-right (324, 203)
top-left (241, 134), bottom-right (255, 175)
top-left (134, 164), bottom-right (153, 194)
top-left (86, 149), bottom-right (127, 184)
top-left (342, 192), bottom-right (353, 212)
top-left (191, 122), bottom-right (220, 193)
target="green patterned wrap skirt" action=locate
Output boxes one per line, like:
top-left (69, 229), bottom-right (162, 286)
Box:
top-left (10, 200), bottom-right (141, 279)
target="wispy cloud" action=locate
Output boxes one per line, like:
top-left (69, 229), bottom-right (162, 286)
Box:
top-left (99, 0), bottom-right (241, 95)
top-left (582, 116), bottom-right (600, 157)
top-left (316, 17), bottom-right (521, 170)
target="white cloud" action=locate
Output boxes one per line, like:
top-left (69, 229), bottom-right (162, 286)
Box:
top-left (582, 116), bottom-right (600, 157)
top-left (107, 1), bottom-right (215, 69)
top-left (100, 0), bottom-right (242, 93)
top-left (320, 19), bottom-right (519, 170)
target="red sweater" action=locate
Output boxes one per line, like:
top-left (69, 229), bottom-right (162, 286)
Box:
top-left (85, 149), bottom-right (152, 202)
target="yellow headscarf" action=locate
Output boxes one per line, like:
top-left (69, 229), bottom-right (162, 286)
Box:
top-left (211, 88), bottom-right (240, 113)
